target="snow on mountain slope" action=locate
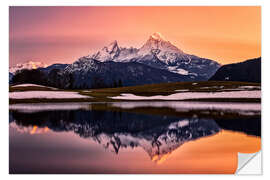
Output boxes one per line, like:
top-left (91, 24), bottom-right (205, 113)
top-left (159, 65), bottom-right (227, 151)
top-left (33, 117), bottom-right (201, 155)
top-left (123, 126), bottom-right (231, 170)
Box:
top-left (9, 61), bottom-right (48, 74)
top-left (61, 56), bottom-right (194, 89)
top-left (167, 66), bottom-right (189, 75)
top-left (89, 32), bottom-right (189, 64)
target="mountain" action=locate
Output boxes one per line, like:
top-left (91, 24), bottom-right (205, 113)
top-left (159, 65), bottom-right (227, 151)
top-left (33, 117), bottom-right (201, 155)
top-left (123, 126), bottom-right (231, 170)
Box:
top-left (10, 33), bottom-right (221, 88)
top-left (59, 57), bottom-right (197, 89)
top-left (9, 61), bottom-right (48, 74)
top-left (88, 32), bottom-right (221, 80)
top-left (209, 57), bottom-right (261, 83)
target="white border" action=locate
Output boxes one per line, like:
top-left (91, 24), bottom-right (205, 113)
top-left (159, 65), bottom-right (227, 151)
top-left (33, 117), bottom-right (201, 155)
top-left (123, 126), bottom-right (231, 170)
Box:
top-left (2, 0), bottom-right (269, 180)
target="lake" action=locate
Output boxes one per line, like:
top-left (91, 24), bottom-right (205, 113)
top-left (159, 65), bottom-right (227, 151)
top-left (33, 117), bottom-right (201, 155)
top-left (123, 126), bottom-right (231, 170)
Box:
top-left (9, 101), bottom-right (261, 174)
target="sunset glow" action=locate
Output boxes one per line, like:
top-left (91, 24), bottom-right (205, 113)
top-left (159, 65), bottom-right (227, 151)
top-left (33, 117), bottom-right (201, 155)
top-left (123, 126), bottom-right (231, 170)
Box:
top-left (30, 126), bottom-right (49, 135)
top-left (9, 6), bottom-right (261, 66)
top-left (148, 130), bottom-right (260, 171)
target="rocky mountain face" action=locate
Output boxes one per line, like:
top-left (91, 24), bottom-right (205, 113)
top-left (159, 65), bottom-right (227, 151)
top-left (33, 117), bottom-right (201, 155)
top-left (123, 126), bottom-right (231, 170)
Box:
top-left (209, 57), bottom-right (261, 83)
top-left (59, 57), bottom-right (200, 89)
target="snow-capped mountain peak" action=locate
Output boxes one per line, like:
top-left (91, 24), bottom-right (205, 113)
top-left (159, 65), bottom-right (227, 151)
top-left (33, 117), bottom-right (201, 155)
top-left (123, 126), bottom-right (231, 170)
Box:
top-left (138, 33), bottom-right (187, 64)
top-left (90, 40), bottom-right (120, 62)
top-left (150, 32), bottom-right (166, 41)
top-left (88, 33), bottom-right (192, 65)
top-left (84, 33), bottom-right (220, 79)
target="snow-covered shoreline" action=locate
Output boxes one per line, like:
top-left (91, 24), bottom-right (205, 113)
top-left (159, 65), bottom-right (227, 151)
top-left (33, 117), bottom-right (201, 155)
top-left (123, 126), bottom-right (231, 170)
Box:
top-left (9, 91), bottom-right (92, 99)
top-left (110, 90), bottom-right (261, 100)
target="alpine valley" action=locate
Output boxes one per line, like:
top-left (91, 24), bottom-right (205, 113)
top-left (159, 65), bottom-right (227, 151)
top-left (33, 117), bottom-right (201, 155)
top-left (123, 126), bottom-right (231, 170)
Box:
top-left (10, 33), bottom-right (221, 88)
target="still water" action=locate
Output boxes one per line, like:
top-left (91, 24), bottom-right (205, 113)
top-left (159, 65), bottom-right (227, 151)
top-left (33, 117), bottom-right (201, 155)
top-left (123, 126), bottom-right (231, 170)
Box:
top-left (9, 102), bottom-right (261, 174)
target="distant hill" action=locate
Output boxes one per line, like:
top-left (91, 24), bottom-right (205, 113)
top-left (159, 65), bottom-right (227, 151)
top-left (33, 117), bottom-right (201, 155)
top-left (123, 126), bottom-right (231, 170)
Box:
top-left (9, 61), bottom-right (48, 74)
top-left (209, 57), bottom-right (261, 83)
top-left (38, 63), bottom-right (69, 74)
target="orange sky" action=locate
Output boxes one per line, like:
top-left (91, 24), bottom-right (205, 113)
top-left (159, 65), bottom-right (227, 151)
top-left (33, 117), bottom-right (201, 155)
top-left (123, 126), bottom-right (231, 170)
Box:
top-left (9, 6), bottom-right (261, 66)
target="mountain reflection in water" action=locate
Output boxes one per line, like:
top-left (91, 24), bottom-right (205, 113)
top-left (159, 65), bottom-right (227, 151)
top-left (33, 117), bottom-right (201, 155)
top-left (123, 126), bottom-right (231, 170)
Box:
top-left (9, 103), bottom-right (261, 174)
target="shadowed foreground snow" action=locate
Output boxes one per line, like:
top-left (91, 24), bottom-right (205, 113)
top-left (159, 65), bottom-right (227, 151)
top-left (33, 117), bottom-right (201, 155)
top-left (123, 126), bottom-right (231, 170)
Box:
top-left (110, 90), bottom-right (261, 100)
top-left (9, 103), bottom-right (91, 113)
top-left (9, 91), bottom-right (92, 99)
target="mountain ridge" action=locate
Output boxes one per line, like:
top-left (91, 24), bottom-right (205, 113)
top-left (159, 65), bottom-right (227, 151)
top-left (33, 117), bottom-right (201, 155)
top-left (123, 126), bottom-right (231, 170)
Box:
top-left (10, 33), bottom-right (225, 88)
top-left (86, 33), bottom-right (220, 79)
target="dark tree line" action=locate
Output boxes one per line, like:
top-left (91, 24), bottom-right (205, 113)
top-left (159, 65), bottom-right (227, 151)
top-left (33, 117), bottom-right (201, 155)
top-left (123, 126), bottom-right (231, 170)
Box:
top-left (12, 69), bottom-right (66, 88)
top-left (89, 77), bottom-right (123, 89)
top-left (12, 69), bottom-right (124, 89)
top-left (113, 79), bottom-right (123, 88)
top-left (12, 69), bottom-right (48, 86)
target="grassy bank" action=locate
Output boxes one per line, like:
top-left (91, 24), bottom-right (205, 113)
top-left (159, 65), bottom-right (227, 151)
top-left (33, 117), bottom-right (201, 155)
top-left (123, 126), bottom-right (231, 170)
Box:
top-left (9, 81), bottom-right (261, 104)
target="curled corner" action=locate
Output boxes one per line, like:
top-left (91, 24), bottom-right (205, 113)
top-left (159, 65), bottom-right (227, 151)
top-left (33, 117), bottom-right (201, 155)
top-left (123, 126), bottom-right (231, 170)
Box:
top-left (235, 151), bottom-right (262, 175)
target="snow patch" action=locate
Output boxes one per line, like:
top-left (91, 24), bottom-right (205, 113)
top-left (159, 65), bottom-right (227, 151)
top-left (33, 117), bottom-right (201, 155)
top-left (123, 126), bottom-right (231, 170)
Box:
top-left (178, 120), bottom-right (189, 127)
top-left (175, 89), bottom-right (189, 92)
top-left (167, 66), bottom-right (189, 75)
top-left (110, 91), bottom-right (261, 100)
top-left (82, 90), bottom-right (92, 93)
top-left (9, 91), bottom-right (92, 99)
top-left (177, 68), bottom-right (189, 75)
top-left (239, 86), bottom-right (261, 90)
top-left (12, 83), bottom-right (56, 89)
